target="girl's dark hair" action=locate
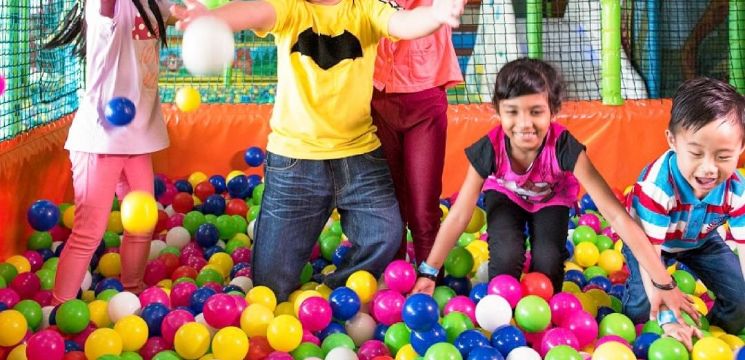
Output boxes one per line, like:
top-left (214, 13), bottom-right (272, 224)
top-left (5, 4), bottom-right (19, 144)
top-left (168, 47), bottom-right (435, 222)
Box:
top-left (669, 77), bottom-right (745, 138)
top-left (45, 0), bottom-right (168, 57)
top-left (492, 58), bottom-right (564, 115)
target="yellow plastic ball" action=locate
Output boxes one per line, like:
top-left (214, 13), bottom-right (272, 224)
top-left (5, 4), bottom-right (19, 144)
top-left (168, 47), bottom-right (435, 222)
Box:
top-left (598, 249), bottom-right (624, 274)
top-left (7, 344), bottom-right (27, 360)
top-left (585, 288), bottom-right (611, 308)
top-left (717, 334), bottom-right (744, 351)
top-left (157, 279), bottom-right (173, 289)
top-left (108, 211), bottom-right (124, 234)
top-left (88, 300), bottom-right (112, 328)
top-left (439, 204), bottom-right (449, 222)
top-left (395, 344), bottom-right (419, 360)
top-left (226, 170), bottom-right (245, 183)
top-left (321, 264), bottom-right (337, 275)
top-left (98, 253), bottom-right (122, 277)
top-left (315, 283), bottom-right (332, 299)
top-left (175, 86), bottom-right (201, 112)
top-left (174, 322), bottom-right (211, 359)
top-left (85, 328), bottom-right (123, 360)
top-left (5, 255), bottom-right (31, 274)
top-left (574, 292), bottom-right (598, 317)
top-left (614, 239), bottom-right (624, 252)
top-left (574, 242), bottom-right (600, 267)
top-left (120, 191), bottom-right (158, 236)
top-left (193, 195), bottom-right (203, 206)
top-left (692, 337), bottom-right (733, 360)
top-left (212, 326), bottom-right (249, 360)
top-left (246, 285), bottom-right (277, 311)
top-left (689, 295), bottom-right (709, 316)
top-left (709, 326), bottom-right (726, 338)
top-left (592, 341), bottom-right (635, 360)
top-left (82, 290), bottom-right (96, 302)
top-left (694, 281), bottom-right (708, 296)
top-left (465, 208), bottom-right (486, 233)
top-left (465, 240), bottom-right (489, 261)
top-left (240, 303), bottom-right (274, 337)
top-left (209, 252), bottom-right (234, 277)
top-left (188, 171), bottom-right (209, 188)
top-left (274, 301), bottom-right (295, 317)
top-left (266, 315), bottom-right (303, 352)
top-left (0, 310), bottom-right (28, 347)
top-left (230, 233), bottom-right (251, 247)
top-left (62, 205), bottom-right (75, 229)
top-left (300, 282), bottom-right (319, 291)
top-left (346, 270), bottom-right (378, 303)
top-left (667, 264), bottom-right (677, 275)
top-left (564, 261), bottom-right (584, 273)
top-left (562, 281), bottom-right (582, 294)
top-left (114, 315), bottom-right (148, 352)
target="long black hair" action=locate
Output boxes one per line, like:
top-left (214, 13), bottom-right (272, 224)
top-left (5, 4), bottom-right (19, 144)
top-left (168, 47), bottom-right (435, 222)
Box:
top-left (45, 0), bottom-right (168, 57)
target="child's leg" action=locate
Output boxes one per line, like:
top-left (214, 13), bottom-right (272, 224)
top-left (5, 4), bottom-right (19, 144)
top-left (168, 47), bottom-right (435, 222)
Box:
top-left (371, 89), bottom-right (408, 259)
top-left (117, 154), bottom-right (155, 294)
top-left (483, 191), bottom-right (529, 280)
top-left (325, 148), bottom-right (403, 287)
top-left (528, 205), bottom-right (570, 292)
top-left (399, 87), bottom-right (448, 264)
top-left (621, 244), bottom-right (654, 323)
top-left (675, 232), bottom-right (745, 334)
top-left (52, 152), bottom-right (125, 305)
top-left (251, 153), bottom-right (333, 302)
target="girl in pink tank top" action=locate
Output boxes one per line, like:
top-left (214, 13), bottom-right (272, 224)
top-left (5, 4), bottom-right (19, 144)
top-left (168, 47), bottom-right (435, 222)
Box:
top-left (410, 59), bottom-right (698, 325)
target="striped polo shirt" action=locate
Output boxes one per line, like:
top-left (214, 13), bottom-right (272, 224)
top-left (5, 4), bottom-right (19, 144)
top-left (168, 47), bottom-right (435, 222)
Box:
top-left (628, 150), bottom-right (745, 252)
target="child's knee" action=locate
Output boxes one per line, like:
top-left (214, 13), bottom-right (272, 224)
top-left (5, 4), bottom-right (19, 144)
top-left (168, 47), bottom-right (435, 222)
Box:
top-left (719, 302), bottom-right (745, 334)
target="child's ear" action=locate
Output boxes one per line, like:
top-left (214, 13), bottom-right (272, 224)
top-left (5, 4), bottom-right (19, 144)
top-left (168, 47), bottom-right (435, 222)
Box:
top-left (665, 130), bottom-right (676, 150)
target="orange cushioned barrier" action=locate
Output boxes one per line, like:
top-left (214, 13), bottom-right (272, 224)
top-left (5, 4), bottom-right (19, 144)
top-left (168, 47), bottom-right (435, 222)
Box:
top-left (0, 99), bottom-right (721, 260)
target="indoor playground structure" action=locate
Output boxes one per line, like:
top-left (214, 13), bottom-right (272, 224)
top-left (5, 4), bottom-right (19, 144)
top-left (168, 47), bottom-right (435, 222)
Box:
top-left (0, 0), bottom-right (745, 359)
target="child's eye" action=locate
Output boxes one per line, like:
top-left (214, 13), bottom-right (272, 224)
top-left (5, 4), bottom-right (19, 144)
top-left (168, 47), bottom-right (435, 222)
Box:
top-left (689, 152), bottom-right (703, 158)
top-left (531, 111), bottom-right (544, 116)
top-left (718, 156), bottom-right (732, 161)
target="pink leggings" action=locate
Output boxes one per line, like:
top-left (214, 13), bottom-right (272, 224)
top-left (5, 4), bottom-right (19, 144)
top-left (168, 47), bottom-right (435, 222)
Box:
top-left (52, 151), bottom-right (155, 305)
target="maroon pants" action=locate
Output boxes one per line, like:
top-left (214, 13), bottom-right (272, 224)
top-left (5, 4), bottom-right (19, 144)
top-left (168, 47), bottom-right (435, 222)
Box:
top-left (371, 86), bottom-right (448, 264)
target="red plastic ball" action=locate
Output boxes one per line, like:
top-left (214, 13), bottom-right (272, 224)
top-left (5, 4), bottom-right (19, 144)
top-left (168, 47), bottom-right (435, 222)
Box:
top-left (194, 181), bottom-right (216, 202)
top-left (520, 272), bottom-right (554, 301)
top-left (226, 198), bottom-right (248, 216)
top-left (172, 192), bottom-right (195, 214)
top-left (171, 265), bottom-right (198, 281)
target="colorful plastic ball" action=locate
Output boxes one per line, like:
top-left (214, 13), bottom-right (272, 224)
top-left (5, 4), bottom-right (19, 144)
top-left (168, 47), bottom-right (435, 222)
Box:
top-left (691, 337), bottom-right (733, 360)
top-left (487, 275), bottom-right (523, 308)
top-left (105, 97), bottom-right (136, 126)
top-left (490, 325), bottom-right (526, 357)
top-left (423, 342), bottom-right (462, 360)
top-left (383, 260), bottom-right (416, 294)
top-left (441, 312), bottom-right (474, 343)
top-left (453, 329), bottom-right (489, 358)
top-left (469, 346), bottom-right (504, 360)
top-left (203, 293), bottom-right (240, 328)
top-left (10, 272), bottom-right (40, 299)
top-left (26, 329), bottom-right (65, 360)
top-left (443, 275), bottom-right (471, 296)
top-left (85, 328), bottom-right (123, 359)
top-left (175, 86), bottom-right (201, 112)
top-left (0, 309), bottom-right (28, 346)
top-left (383, 322), bottom-right (411, 355)
top-left (246, 285), bottom-right (277, 311)
top-left (577, 213), bottom-right (601, 233)
top-left (411, 324), bottom-right (448, 355)
top-left (195, 223), bottom-right (220, 248)
top-left (345, 312), bottom-right (377, 346)
top-left (574, 242), bottom-right (600, 267)
top-left (137, 303), bottom-right (168, 337)
top-left (560, 311), bottom-right (597, 348)
top-left (444, 295), bottom-right (477, 325)
top-left (296, 296), bottom-right (332, 332)
top-left (473, 295), bottom-right (511, 332)
top-left (346, 271), bottom-right (377, 304)
top-left (14, 299), bottom-right (42, 330)
top-left (358, 340), bottom-right (390, 360)
top-left (114, 315), bottom-right (148, 352)
top-left (370, 289), bottom-right (404, 326)
top-left (402, 293), bottom-right (440, 332)
top-left (514, 295), bottom-right (551, 333)
top-left (244, 146), bottom-right (265, 167)
top-left (543, 345), bottom-right (580, 360)
top-left (27, 200), bottom-right (61, 231)
top-left (174, 322), bottom-right (210, 359)
top-left (56, 299), bottom-right (90, 334)
top-left (598, 313), bottom-right (636, 344)
top-left (202, 194), bottom-right (226, 216)
top-left (444, 247), bottom-right (474, 278)
top-left (520, 272), bottom-right (553, 301)
top-left (267, 315), bottom-right (303, 352)
top-left (121, 191), bottom-right (158, 235)
top-left (108, 291), bottom-right (141, 323)
top-left (539, 327), bottom-right (579, 357)
top-left (211, 326), bottom-right (249, 360)
top-left (317, 321), bottom-right (346, 340)
top-left (322, 333), bottom-right (356, 354)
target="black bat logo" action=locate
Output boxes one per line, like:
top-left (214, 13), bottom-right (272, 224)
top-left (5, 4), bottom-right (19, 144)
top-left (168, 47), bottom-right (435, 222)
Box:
top-left (290, 27), bottom-right (363, 70)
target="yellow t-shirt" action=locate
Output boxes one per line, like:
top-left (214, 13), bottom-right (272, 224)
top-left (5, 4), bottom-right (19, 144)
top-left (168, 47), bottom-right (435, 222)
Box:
top-left (257, 0), bottom-right (399, 159)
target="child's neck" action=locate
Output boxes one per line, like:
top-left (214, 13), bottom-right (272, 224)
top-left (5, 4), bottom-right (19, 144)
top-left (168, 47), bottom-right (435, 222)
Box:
top-left (508, 146), bottom-right (540, 173)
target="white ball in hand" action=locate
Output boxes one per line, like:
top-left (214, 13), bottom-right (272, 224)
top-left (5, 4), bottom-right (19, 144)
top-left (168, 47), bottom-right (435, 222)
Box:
top-left (181, 16), bottom-right (235, 76)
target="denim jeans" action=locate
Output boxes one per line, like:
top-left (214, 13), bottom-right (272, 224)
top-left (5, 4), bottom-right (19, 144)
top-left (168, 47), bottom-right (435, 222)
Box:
top-left (252, 148), bottom-right (403, 301)
top-left (622, 231), bottom-right (745, 333)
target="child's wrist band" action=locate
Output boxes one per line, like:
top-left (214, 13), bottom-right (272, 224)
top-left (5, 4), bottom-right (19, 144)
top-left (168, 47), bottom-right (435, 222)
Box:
top-left (657, 309), bottom-right (677, 326)
top-left (418, 261), bottom-right (439, 277)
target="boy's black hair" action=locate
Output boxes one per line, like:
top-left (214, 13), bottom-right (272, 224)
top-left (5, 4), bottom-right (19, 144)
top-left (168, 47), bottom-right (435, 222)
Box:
top-left (44, 0), bottom-right (167, 58)
top-left (492, 58), bottom-right (564, 115)
top-left (670, 77), bottom-right (745, 138)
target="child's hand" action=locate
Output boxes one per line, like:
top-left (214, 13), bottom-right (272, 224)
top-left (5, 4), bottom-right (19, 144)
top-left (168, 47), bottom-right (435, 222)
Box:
top-left (430, 0), bottom-right (466, 28)
top-left (648, 287), bottom-right (700, 327)
top-left (170, 0), bottom-right (209, 31)
top-left (410, 277), bottom-right (436, 295)
top-left (661, 322), bottom-right (703, 351)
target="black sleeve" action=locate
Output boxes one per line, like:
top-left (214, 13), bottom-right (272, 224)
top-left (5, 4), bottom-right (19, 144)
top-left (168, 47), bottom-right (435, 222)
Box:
top-left (465, 136), bottom-right (496, 179)
top-left (556, 131), bottom-right (586, 172)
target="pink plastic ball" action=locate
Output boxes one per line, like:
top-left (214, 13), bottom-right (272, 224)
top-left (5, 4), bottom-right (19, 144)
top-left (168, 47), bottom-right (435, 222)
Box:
top-left (140, 286), bottom-right (171, 308)
top-left (443, 295), bottom-right (477, 324)
top-left (488, 274), bottom-right (523, 308)
top-left (231, 247), bottom-right (251, 264)
top-left (33, 290), bottom-right (52, 306)
top-left (549, 292), bottom-right (582, 326)
top-left (161, 309), bottom-right (195, 343)
top-left (371, 289), bottom-right (405, 326)
top-left (358, 340), bottom-right (390, 360)
top-left (23, 251), bottom-right (44, 272)
top-left (49, 225), bottom-right (71, 242)
top-left (297, 296), bottom-right (333, 332)
top-left (140, 336), bottom-right (171, 360)
top-left (183, 256), bottom-right (207, 272)
top-left (158, 183), bottom-right (178, 206)
top-left (595, 335), bottom-right (631, 349)
top-left (203, 293), bottom-right (240, 328)
top-left (522, 251), bottom-right (532, 273)
top-left (539, 327), bottom-right (580, 356)
top-left (266, 352), bottom-right (294, 360)
top-left (144, 259), bottom-right (169, 287)
top-left (167, 213), bottom-right (185, 229)
top-left (310, 243), bottom-right (321, 261)
top-left (383, 260), bottom-right (417, 294)
top-left (10, 272), bottom-right (41, 299)
top-left (302, 329), bottom-right (320, 346)
top-left (0, 288), bottom-right (21, 307)
top-left (601, 227), bottom-right (618, 240)
top-left (560, 311), bottom-right (598, 348)
top-left (26, 329), bottom-right (65, 360)
top-left (577, 214), bottom-right (601, 233)
top-left (234, 266), bottom-right (252, 278)
top-left (170, 281), bottom-right (198, 308)
top-left (203, 282), bottom-right (223, 293)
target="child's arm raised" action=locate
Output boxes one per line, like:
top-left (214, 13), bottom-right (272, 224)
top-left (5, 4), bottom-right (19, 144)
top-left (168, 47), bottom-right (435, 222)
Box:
top-left (387, 0), bottom-right (465, 40)
top-left (572, 151), bottom-right (700, 324)
top-left (410, 165), bottom-right (485, 294)
top-left (171, 0), bottom-right (276, 33)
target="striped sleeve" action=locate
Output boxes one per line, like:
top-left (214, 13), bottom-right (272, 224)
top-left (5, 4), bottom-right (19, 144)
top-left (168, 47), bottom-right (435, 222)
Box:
top-left (629, 181), bottom-right (673, 244)
top-left (727, 174), bottom-right (745, 243)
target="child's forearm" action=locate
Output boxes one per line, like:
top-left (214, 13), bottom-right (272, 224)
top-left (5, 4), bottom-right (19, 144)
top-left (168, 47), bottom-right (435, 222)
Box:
top-left (388, 8), bottom-right (444, 40)
top-left (612, 216), bottom-right (673, 285)
top-left (424, 209), bottom-right (472, 269)
top-left (208, 0), bottom-right (276, 32)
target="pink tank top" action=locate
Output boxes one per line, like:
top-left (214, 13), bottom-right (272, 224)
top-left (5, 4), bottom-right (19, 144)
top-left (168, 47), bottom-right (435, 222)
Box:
top-left (482, 123), bottom-right (579, 212)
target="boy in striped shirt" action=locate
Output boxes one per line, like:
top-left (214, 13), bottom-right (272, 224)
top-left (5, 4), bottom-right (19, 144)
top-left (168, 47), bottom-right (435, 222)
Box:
top-left (625, 78), bottom-right (745, 345)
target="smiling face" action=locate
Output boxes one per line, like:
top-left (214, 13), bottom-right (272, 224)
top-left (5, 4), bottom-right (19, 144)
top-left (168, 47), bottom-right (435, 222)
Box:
top-left (497, 92), bottom-right (553, 154)
top-left (667, 114), bottom-right (745, 199)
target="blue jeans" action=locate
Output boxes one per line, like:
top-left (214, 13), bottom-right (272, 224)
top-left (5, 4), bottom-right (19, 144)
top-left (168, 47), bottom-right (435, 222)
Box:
top-left (252, 148), bottom-right (403, 301)
top-left (622, 231), bottom-right (745, 333)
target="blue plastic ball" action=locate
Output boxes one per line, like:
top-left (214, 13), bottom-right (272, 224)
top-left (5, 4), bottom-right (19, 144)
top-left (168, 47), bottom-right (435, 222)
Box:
top-left (203, 245), bottom-right (224, 259)
top-left (246, 174), bottom-right (262, 192)
top-left (328, 286), bottom-right (360, 321)
top-left (443, 275), bottom-right (472, 296)
top-left (332, 245), bottom-right (350, 267)
top-left (104, 97), bottom-right (136, 126)
top-left (27, 200), bottom-right (60, 231)
top-left (454, 329), bottom-right (490, 358)
top-left (141, 303), bottom-right (170, 337)
top-left (595, 306), bottom-right (615, 323)
top-left (227, 175), bottom-right (251, 199)
top-left (195, 223), bottom-right (219, 248)
top-left (411, 324), bottom-right (447, 355)
top-left (586, 276), bottom-right (612, 292)
top-left (609, 284), bottom-right (625, 299)
top-left (564, 269), bottom-right (586, 287)
top-left (632, 332), bottom-right (660, 359)
top-left (374, 323), bottom-right (389, 342)
top-left (202, 194), bottom-right (226, 216)
top-left (244, 146), bottom-right (266, 167)
top-left (318, 322), bottom-right (347, 339)
top-left (230, 263), bottom-right (250, 278)
top-left (490, 325), bottom-right (526, 357)
top-left (468, 346), bottom-right (504, 360)
top-left (174, 180), bottom-right (193, 194)
top-left (65, 339), bottom-right (82, 352)
top-left (154, 177), bottom-right (166, 198)
top-left (209, 175), bottom-right (227, 194)
top-left (469, 283), bottom-right (488, 304)
top-left (402, 293), bottom-right (440, 332)
top-left (580, 193), bottom-right (598, 212)
top-left (95, 277), bottom-right (124, 295)
top-left (189, 286), bottom-right (217, 314)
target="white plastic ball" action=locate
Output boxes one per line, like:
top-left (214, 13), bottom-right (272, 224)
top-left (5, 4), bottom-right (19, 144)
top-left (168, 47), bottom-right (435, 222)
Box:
top-left (506, 346), bottom-right (541, 360)
top-left (475, 295), bottom-right (512, 332)
top-left (182, 16), bottom-right (235, 76)
top-left (166, 226), bottom-right (191, 249)
top-left (108, 291), bottom-right (142, 323)
top-left (149, 240), bottom-right (167, 260)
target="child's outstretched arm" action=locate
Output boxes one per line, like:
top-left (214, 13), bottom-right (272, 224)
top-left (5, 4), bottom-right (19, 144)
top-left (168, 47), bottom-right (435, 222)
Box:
top-left (171, 0), bottom-right (276, 32)
top-left (388, 0), bottom-right (465, 40)
top-left (410, 165), bottom-right (485, 295)
top-left (572, 151), bottom-right (700, 324)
